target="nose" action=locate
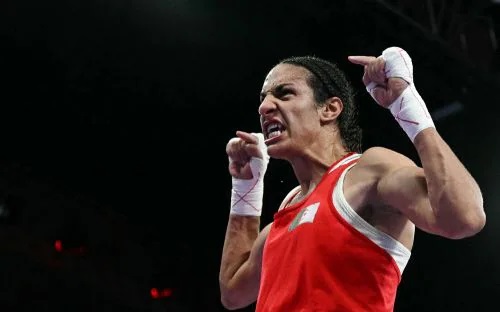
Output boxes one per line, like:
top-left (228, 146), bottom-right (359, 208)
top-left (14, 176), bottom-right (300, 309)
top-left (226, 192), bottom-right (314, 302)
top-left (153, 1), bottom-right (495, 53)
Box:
top-left (258, 94), bottom-right (277, 117)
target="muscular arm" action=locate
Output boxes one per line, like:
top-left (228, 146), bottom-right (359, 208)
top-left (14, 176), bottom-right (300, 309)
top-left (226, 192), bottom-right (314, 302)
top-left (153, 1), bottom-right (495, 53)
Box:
top-left (219, 216), bottom-right (271, 310)
top-left (349, 48), bottom-right (485, 239)
top-left (375, 129), bottom-right (485, 239)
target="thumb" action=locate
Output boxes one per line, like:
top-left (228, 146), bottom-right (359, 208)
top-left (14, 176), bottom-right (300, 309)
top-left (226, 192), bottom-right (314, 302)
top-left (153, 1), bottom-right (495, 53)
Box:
top-left (246, 133), bottom-right (269, 160)
top-left (371, 85), bottom-right (388, 107)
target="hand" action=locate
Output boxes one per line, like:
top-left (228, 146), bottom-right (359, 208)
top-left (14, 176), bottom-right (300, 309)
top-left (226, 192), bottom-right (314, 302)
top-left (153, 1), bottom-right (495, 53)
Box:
top-left (226, 131), bottom-right (267, 179)
top-left (348, 55), bottom-right (409, 108)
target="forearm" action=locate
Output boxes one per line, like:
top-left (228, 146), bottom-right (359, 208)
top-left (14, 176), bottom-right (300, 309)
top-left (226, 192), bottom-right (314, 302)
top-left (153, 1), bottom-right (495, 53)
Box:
top-left (219, 215), bottom-right (261, 307)
top-left (220, 215), bottom-right (260, 282)
top-left (414, 128), bottom-right (485, 238)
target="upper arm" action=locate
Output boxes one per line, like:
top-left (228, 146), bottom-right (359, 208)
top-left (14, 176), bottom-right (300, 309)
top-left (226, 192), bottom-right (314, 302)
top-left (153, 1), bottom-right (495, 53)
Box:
top-left (361, 147), bottom-right (440, 235)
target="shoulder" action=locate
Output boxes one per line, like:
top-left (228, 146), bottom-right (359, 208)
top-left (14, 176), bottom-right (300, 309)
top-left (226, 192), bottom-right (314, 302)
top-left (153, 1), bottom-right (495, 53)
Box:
top-left (343, 147), bottom-right (418, 201)
top-left (339, 147), bottom-right (420, 218)
top-left (356, 146), bottom-right (417, 173)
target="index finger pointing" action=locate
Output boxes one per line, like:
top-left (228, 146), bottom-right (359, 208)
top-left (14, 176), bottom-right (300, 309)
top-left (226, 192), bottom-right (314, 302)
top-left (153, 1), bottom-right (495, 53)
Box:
top-left (347, 55), bottom-right (376, 66)
top-left (236, 130), bottom-right (259, 144)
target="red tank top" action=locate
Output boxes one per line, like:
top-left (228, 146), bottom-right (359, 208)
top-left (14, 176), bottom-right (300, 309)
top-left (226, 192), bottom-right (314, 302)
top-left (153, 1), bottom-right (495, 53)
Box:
top-left (256, 153), bottom-right (402, 312)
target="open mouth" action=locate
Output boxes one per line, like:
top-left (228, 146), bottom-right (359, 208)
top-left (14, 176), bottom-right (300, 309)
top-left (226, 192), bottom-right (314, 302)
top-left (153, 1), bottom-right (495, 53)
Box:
top-left (265, 122), bottom-right (285, 140)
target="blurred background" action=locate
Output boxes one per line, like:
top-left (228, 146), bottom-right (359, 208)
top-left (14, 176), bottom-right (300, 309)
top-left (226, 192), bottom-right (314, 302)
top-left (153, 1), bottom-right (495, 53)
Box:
top-left (1, 0), bottom-right (499, 311)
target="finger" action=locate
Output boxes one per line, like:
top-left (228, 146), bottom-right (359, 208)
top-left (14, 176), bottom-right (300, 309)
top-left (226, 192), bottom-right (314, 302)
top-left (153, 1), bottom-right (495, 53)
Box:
top-left (374, 57), bottom-right (386, 83)
top-left (367, 58), bottom-right (387, 86)
top-left (236, 140), bottom-right (251, 162)
top-left (244, 144), bottom-right (262, 159)
top-left (347, 55), bottom-right (376, 66)
top-left (362, 70), bottom-right (371, 87)
top-left (368, 64), bottom-right (382, 85)
top-left (367, 63), bottom-right (377, 84)
top-left (387, 77), bottom-right (409, 92)
top-left (236, 130), bottom-right (258, 144)
top-left (226, 138), bottom-right (237, 156)
top-left (227, 137), bottom-right (247, 163)
top-left (362, 68), bottom-right (379, 87)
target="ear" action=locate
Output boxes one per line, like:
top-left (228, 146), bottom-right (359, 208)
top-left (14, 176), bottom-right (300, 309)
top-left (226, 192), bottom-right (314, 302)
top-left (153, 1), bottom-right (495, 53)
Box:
top-left (319, 97), bottom-right (343, 123)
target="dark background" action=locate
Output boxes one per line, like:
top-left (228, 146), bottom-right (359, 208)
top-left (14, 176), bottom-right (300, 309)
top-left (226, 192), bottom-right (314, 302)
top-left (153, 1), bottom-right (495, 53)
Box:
top-left (1, 0), bottom-right (499, 311)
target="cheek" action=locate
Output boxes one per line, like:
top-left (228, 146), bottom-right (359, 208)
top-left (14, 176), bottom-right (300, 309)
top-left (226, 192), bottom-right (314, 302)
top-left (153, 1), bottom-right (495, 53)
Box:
top-left (290, 116), bottom-right (320, 138)
top-left (297, 109), bottom-right (320, 126)
top-left (285, 103), bottom-right (319, 130)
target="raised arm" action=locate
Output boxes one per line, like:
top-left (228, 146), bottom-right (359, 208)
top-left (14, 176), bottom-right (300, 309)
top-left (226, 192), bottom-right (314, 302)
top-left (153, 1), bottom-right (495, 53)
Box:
top-left (219, 131), bottom-right (270, 310)
top-left (349, 47), bottom-right (485, 239)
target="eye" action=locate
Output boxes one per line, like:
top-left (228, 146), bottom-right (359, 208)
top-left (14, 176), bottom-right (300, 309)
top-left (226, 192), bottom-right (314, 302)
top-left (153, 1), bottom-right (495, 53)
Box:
top-left (275, 87), bottom-right (293, 100)
top-left (260, 85), bottom-right (295, 103)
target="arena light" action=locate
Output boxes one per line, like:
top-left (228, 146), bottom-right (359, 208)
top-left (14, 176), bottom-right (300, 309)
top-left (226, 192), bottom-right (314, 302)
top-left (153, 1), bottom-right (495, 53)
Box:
top-left (54, 239), bottom-right (63, 252)
top-left (150, 287), bottom-right (173, 299)
top-left (150, 288), bottom-right (159, 299)
top-left (53, 239), bottom-right (86, 255)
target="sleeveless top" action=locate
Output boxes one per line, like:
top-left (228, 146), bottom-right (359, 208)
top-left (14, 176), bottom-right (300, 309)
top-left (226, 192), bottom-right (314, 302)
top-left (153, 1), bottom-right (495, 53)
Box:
top-left (255, 152), bottom-right (411, 312)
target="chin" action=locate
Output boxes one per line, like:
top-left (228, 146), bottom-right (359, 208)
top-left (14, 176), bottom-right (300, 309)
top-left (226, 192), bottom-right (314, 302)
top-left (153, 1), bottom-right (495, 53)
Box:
top-left (266, 143), bottom-right (291, 160)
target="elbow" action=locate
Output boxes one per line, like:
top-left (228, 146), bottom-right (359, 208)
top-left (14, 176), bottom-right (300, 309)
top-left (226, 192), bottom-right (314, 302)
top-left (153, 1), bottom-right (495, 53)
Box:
top-left (219, 283), bottom-right (249, 311)
top-left (439, 206), bottom-right (486, 239)
top-left (432, 190), bottom-right (486, 239)
top-left (460, 209), bottom-right (486, 238)
top-left (220, 291), bottom-right (248, 311)
top-left (220, 297), bottom-right (240, 311)
top-left (220, 283), bottom-right (236, 310)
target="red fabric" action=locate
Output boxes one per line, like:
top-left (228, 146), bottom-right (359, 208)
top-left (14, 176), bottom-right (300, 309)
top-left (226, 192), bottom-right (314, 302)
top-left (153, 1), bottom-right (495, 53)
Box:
top-left (256, 154), bottom-right (401, 312)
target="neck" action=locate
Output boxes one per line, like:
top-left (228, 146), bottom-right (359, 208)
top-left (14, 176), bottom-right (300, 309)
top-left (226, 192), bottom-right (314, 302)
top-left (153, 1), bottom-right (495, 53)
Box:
top-left (289, 142), bottom-right (349, 197)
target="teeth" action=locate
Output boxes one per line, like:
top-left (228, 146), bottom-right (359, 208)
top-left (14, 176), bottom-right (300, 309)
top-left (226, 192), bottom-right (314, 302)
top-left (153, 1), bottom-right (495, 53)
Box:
top-left (268, 130), bottom-right (281, 138)
top-left (266, 122), bottom-right (280, 133)
top-left (265, 122), bottom-right (283, 139)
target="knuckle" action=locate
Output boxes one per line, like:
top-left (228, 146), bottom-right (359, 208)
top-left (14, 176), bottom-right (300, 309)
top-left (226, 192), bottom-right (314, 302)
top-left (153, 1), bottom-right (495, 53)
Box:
top-left (227, 137), bottom-right (238, 146)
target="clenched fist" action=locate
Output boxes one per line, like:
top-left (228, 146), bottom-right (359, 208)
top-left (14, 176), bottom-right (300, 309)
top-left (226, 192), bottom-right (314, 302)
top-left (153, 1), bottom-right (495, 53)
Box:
top-left (348, 49), bottom-right (411, 108)
top-left (226, 131), bottom-right (269, 180)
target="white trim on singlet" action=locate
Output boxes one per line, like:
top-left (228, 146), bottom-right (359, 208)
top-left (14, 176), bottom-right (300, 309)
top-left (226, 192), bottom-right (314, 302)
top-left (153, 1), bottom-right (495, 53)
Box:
top-left (279, 185), bottom-right (301, 210)
top-left (328, 153), bottom-right (363, 173)
top-left (332, 162), bottom-right (412, 274)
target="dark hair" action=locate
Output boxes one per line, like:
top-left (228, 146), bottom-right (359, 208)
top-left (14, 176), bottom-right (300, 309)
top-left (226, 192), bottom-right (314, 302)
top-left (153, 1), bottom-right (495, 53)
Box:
top-left (280, 56), bottom-right (362, 153)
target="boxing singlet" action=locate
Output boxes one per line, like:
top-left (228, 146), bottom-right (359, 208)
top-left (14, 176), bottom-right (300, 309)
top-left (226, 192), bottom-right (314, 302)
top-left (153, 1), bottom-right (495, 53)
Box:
top-left (255, 153), bottom-right (411, 312)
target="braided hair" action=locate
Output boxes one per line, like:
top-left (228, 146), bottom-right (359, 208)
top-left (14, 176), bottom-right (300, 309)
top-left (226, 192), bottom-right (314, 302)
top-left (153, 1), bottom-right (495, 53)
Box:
top-left (280, 56), bottom-right (362, 153)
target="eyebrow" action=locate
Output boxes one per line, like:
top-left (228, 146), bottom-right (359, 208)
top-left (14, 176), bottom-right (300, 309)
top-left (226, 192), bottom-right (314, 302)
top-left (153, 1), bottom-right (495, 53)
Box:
top-left (259, 83), bottom-right (293, 101)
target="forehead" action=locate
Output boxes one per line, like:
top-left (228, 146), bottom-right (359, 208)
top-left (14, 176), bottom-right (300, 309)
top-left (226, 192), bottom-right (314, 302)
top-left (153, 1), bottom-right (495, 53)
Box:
top-left (261, 63), bottom-right (310, 90)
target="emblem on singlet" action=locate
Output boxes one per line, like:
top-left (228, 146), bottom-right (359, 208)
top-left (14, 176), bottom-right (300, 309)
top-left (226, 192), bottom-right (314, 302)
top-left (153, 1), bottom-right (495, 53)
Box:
top-left (288, 202), bottom-right (320, 231)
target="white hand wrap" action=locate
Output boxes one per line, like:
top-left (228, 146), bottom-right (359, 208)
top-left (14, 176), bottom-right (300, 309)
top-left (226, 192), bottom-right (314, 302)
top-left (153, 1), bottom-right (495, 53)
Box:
top-left (230, 133), bottom-right (270, 216)
top-left (367, 47), bottom-right (435, 142)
